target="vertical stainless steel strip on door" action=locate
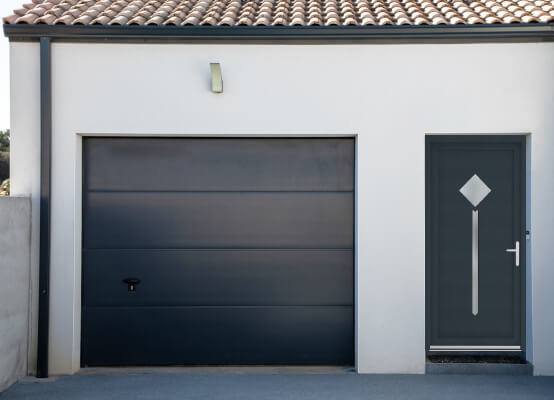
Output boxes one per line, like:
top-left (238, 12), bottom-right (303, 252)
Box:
top-left (459, 173), bottom-right (491, 317)
top-left (472, 210), bottom-right (479, 316)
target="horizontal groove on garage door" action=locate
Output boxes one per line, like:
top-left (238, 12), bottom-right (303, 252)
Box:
top-left (84, 192), bottom-right (353, 249)
top-left (82, 306), bottom-right (354, 366)
top-left (83, 249), bottom-right (353, 307)
top-left (84, 138), bottom-right (354, 192)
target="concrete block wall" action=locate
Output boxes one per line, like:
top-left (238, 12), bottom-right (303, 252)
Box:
top-left (0, 196), bottom-right (31, 392)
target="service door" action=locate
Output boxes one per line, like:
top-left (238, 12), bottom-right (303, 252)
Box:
top-left (427, 136), bottom-right (525, 352)
top-left (82, 138), bottom-right (354, 366)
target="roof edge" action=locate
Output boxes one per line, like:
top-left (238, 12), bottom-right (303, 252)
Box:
top-left (4, 24), bottom-right (554, 43)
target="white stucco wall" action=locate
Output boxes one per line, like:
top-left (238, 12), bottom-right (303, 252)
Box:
top-left (9, 42), bottom-right (40, 376)
top-left (9, 40), bottom-right (554, 376)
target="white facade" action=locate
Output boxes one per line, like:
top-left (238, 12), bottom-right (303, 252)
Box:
top-left (9, 41), bottom-right (554, 376)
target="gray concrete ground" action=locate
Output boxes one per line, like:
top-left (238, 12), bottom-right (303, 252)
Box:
top-left (1, 372), bottom-right (553, 400)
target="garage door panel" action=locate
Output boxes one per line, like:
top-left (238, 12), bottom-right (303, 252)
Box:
top-left (82, 306), bottom-right (354, 366)
top-left (82, 138), bottom-right (354, 366)
top-left (85, 138), bottom-right (354, 192)
top-left (83, 249), bottom-right (354, 307)
top-left (84, 192), bottom-right (353, 249)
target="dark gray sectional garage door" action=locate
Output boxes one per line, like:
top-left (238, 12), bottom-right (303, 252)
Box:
top-left (82, 138), bottom-right (354, 366)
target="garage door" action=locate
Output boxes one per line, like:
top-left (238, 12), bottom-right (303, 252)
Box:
top-left (81, 138), bottom-right (354, 366)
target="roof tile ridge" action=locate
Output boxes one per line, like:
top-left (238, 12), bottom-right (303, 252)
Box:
top-left (200, 0), bottom-right (226, 26)
top-left (288, 0), bottom-right (306, 26)
top-left (217, 0), bottom-right (242, 26)
top-left (254, 0), bottom-right (275, 26)
top-left (163, 0), bottom-right (194, 25)
top-left (130, 1), bottom-right (163, 25)
top-left (273, 0), bottom-right (289, 26)
top-left (354, 0), bottom-right (377, 26)
top-left (9, 0), bottom-right (49, 24)
top-left (306, 0), bottom-right (324, 26)
top-left (180, 0), bottom-right (208, 26)
top-left (144, 0), bottom-right (180, 25)
top-left (235, 0), bottom-right (259, 25)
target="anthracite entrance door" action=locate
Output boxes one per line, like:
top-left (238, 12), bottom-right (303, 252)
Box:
top-left (81, 138), bottom-right (354, 366)
top-left (427, 136), bottom-right (525, 352)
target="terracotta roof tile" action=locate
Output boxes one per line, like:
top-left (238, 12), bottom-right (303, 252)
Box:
top-left (3, 0), bottom-right (554, 26)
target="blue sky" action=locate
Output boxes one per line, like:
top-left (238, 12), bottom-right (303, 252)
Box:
top-left (0, 0), bottom-right (25, 130)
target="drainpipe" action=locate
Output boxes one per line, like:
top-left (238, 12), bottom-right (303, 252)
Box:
top-left (37, 36), bottom-right (51, 379)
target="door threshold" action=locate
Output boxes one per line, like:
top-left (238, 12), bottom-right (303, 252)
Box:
top-left (428, 346), bottom-right (521, 352)
top-left (77, 366), bottom-right (355, 376)
top-left (426, 357), bottom-right (532, 376)
top-left (427, 355), bottom-right (526, 364)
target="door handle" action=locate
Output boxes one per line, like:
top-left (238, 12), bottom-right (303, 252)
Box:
top-left (505, 241), bottom-right (520, 267)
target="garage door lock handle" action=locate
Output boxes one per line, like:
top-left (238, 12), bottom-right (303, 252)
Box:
top-left (123, 278), bottom-right (141, 292)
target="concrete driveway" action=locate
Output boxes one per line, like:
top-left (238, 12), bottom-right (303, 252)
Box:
top-left (2, 370), bottom-right (554, 400)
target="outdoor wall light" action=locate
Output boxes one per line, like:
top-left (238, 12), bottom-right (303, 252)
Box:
top-left (210, 63), bottom-right (223, 94)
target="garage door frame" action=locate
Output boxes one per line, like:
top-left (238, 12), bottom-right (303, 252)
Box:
top-left (79, 135), bottom-right (357, 367)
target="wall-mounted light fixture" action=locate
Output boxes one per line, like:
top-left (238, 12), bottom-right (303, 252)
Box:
top-left (210, 63), bottom-right (223, 94)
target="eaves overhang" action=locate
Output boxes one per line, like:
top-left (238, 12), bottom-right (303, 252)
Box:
top-left (3, 23), bottom-right (554, 43)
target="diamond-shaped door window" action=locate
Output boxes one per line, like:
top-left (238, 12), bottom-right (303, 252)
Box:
top-left (459, 174), bottom-right (491, 208)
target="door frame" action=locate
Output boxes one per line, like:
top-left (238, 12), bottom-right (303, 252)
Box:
top-left (425, 135), bottom-right (527, 355)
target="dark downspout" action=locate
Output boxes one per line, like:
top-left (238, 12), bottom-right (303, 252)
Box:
top-left (37, 36), bottom-right (51, 379)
